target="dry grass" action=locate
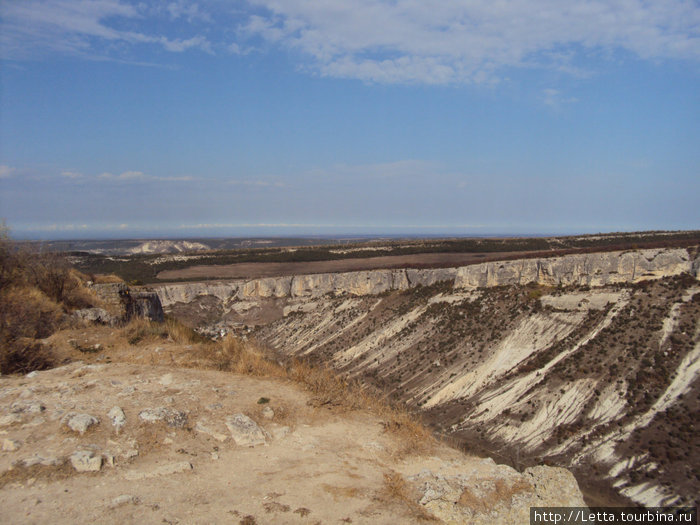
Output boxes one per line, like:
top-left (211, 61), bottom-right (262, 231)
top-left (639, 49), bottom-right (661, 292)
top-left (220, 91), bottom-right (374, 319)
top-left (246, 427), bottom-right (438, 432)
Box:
top-left (183, 335), bottom-right (437, 456)
top-left (0, 286), bottom-right (63, 340)
top-left (378, 471), bottom-right (438, 522)
top-left (457, 478), bottom-right (532, 513)
top-left (92, 273), bottom-right (124, 284)
top-left (122, 317), bottom-right (207, 346)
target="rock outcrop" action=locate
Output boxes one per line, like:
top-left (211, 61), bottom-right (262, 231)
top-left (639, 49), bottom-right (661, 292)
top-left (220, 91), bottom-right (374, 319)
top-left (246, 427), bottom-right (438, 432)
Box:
top-left (454, 248), bottom-right (694, 289)
top-left (156, 247), bottom-right (695, 307)
top-left (90, 283), bottom-right (165, 323)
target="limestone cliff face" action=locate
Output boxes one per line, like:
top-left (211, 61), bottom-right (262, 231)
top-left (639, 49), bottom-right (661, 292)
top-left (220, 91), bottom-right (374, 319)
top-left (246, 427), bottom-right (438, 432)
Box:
top-left (454, 247), bottom-right (693, 289)
top-left (156, 268), bottom-right (458, 307)
top-left (156, 247), bottom-right (694, 307)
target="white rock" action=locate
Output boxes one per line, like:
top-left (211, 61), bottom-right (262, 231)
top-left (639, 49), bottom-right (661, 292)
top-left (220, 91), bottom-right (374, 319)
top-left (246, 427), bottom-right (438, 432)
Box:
top-left (70, 450), bottom-right (102, 472)
top-left (159, 374), bottom-right (174, 386)
top-left (63, 413), bottom-right (99, 434)
top-left (107, 406), bottom-right (126, 433)
top-left (225, 414), bottom-right (266, 447)
top-left (138, 407), bottom-right (187, 428)
top-left (10, 401), bottom-right (45, 414)
top-left (2, 438), bottom-right (20, 451)
top-left (262, 406), bottom-right (274, 420)
top-left (109, 494), bottom-right (140, 508)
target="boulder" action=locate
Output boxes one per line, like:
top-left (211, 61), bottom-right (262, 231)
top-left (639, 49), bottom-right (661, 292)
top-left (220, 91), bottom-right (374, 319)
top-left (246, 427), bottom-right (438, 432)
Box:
top-left (138, 407), bottom-right (187, 428)
top-left (73, 308), bottom-right (116, 326)
top-left (62, 413), bottom-right (99, 434)
top-left (70, 450), bottom-right (102, 472)
top-left (225, 414), bottom-right (266, 447)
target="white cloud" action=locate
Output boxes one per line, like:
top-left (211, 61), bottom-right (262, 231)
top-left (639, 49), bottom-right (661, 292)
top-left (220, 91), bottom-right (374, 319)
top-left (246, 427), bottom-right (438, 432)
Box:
top-left (0, 0), bottom-right (212, 60)
top-left (166, 1), bottom-right (211, 23)
top-left (0, 165), bottom-right (15, 179)
top-left (60, 169), bottom-right (84, 179)
top-left (96, 170), bottom-right (193, 182)
top-left (159, 35), bottom-right (212, 53)
top-left (542, 88), bottom-right (579, 107)
top-left (242, 0), bottom-right (700, 84)
top-left (99, 170), bottom-right (147, 180)
top-left (2, 1), bottom-right (698, 85)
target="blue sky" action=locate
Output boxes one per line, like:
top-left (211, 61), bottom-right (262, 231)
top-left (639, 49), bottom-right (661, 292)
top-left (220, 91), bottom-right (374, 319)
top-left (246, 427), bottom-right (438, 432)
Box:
top-left (1, 1), bottom-right (698, 239)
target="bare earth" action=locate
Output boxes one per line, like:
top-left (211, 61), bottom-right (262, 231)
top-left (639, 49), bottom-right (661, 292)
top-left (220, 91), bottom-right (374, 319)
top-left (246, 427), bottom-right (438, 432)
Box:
top-left (156, 252), bottom-right (524, 281)
top-left (0, 360), bottom-right (435, 524)
top-left (0, 328), bottom-right (585, 524)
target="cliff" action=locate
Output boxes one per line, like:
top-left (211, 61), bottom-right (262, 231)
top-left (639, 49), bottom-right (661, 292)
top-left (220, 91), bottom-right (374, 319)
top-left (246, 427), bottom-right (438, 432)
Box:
top-left (91, 283), bottom-right (165, 323)
top-left (156, 247), bottom-right (696, 307)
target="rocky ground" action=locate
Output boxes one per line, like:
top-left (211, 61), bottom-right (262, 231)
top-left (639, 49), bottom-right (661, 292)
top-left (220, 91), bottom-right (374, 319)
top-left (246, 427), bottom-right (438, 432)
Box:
top-left (0, 348), bottom-right (585, 524)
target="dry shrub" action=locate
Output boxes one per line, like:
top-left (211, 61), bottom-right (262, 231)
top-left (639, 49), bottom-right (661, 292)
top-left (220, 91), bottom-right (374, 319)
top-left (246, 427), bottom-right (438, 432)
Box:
top-left (286, 359), bottom-right (366, 409)
top-left (164, 317), bottom-right (208, 345)
top-left (123, 317), bottom-right (168, 344)
top-left (0, 286), bottom-right (63, 340)
top-left (379, 471), bottom-right (437, 522)
top-left (377, 405), bottom-right (435, 458)
top-left (0, 338), bottom-right (56, 374)
top-left (217, 336), bottom-right (285, 377)
top-left (457, 478), bottom-right (532, 513)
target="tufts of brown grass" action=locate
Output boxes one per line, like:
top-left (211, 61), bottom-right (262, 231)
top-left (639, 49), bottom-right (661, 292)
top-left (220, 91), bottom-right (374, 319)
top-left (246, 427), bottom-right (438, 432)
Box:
top-left (457, 478), bottom-right (532, 513)
top-left (378, 471), bottom-right (438, 522)
top-left (164, 317), bottom-right (208, 345)
top-left (122, 316), bottom-right (207, 346)
top-left (92, 273), bottom-right (124, 284)
top-left (215, 336), bottom-right (286, 377)
top-left (377, 405), bottom-right (435, 458)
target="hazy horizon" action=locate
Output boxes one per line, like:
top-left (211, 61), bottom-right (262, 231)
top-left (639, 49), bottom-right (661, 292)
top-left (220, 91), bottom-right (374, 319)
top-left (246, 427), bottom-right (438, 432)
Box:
top-left (10, 227), bottom-right (696, 243)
